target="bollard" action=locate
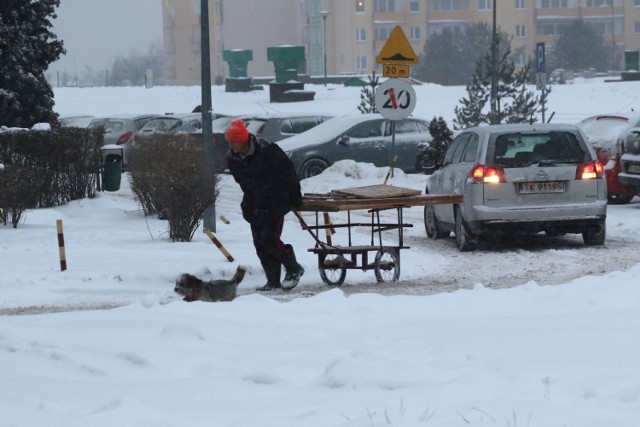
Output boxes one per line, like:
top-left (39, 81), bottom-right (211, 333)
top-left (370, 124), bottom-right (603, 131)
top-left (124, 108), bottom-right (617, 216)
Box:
top-left (204, 228), bottom-right (234, 262)
top-left (56, 219), bottom-right (67, 271)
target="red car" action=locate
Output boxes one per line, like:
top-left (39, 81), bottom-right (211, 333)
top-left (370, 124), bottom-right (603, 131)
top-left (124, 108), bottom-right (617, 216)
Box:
top-left (577, 113), bottom-right (640, 204)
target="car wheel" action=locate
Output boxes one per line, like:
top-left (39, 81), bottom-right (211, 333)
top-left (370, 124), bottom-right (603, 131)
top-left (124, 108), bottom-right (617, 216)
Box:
top-left (300, 158), bottom-right (330, 179)
top-left (454, 206), bottom-right (478, 252)
top-left (583, 220), bottom-right (606, 246)
top-left (607, 193), bottom-right (634, 205)
top-left (424, 205), bottom-right (449, 239)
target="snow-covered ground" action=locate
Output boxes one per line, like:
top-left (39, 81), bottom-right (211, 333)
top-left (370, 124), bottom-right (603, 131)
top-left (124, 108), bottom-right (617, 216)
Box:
top-left (1, 80), bottom-right (640, 426)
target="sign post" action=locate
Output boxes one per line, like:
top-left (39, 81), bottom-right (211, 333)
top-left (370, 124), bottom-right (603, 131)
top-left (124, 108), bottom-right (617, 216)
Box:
top-left (536, 42), bottom-right (547, 122)
top-left (375, 26), bottom-right (419, 175)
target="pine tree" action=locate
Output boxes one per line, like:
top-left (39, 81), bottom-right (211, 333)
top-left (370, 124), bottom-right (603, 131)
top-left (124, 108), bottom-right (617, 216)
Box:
top-left (414, 23), bottom-right (509, 86)
top-left (551, 18), bottom-right (609, 72)
top-left (454, 44), bottom-right (549, 129)
top-left (357, 72), bottom-right (380, 114)
top-left (0, 0), bottom-right (65, 128)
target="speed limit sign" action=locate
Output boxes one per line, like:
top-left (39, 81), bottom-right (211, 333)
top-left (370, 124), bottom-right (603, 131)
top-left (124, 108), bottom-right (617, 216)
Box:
top-left (374, 78), bottom-right (417, 121)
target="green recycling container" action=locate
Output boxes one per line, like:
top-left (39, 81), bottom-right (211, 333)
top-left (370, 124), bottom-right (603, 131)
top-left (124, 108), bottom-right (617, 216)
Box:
top-left (103, 153), bottom-right (122, 192)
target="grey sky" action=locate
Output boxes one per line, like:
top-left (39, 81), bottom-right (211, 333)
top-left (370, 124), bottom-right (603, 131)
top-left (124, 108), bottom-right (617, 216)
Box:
top-left (49, 0), bottom-right (163, 77)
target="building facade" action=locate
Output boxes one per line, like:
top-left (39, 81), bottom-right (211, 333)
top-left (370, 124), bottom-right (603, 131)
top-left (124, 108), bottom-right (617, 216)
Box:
top-left (163, 0), bottom-right (640, 86)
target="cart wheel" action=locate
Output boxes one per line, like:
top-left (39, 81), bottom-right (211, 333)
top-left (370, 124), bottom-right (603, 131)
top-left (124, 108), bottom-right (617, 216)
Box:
top-left (319, 254), bottom-right (347, 286)
top-left (374, 248), bottom-right (400, 283)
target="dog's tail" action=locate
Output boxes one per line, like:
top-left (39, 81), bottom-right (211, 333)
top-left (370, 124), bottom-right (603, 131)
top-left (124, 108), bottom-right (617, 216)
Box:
top-left (231, 265), bottom-right (247, 284)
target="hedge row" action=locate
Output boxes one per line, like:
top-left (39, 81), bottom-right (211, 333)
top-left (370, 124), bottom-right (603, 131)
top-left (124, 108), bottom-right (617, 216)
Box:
top-left (0, 127), bottom-right (103, 227)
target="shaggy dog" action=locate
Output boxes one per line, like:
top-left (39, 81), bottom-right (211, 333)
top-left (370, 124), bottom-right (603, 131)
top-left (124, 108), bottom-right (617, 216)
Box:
top-left (175, 265), bottom-right (246, 302)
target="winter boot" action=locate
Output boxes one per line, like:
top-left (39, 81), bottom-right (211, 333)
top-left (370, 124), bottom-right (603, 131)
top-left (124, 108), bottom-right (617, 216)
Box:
top-left (281, 245), bottom-right (304, 290)
top-left (256, 260), bottom-right (282, 291)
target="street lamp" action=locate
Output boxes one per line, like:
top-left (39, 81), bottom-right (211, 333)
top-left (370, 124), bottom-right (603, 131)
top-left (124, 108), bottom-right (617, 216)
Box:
top-left (320, 10), bottom-right (330, 87)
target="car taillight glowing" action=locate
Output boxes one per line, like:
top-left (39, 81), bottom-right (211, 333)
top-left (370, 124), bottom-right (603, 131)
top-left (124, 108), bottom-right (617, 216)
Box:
top-left (116, 131), bottom-right (133, 145)
top-left (576, 161), bottom-right (604, 180)
top-left (470, 165), bottom-right (504, 184)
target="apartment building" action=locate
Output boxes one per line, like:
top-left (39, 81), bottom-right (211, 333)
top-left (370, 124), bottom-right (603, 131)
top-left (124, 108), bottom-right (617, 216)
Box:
top-left (163, 0), bottom-right (640, 86)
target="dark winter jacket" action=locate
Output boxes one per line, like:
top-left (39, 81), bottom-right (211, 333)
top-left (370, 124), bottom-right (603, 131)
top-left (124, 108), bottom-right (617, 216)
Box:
top-left (227, 135), bottom-right (302, 225)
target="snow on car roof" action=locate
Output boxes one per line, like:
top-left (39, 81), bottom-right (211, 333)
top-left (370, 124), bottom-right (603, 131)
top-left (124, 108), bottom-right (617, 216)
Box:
top-left (277, 113), bottom-right (386, 151)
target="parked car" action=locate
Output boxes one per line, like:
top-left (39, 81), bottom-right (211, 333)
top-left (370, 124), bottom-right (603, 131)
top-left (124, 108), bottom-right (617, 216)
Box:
top-left (88, 114), bottom-right (161, 166)
top-left (278, 113), bottom-right (432, 179)
top-left (577, 112), bottom-right (640, 204)
top-left (422, 123), bottom-right (607, 251)
top-left (58, 115), bottom-right (95, 128)
top-left (136, 113), bottom-right (204, 138)
top-left (245, 113), bottom-right (333, 143)
top-left (619, 128), bottom-right (640, 193)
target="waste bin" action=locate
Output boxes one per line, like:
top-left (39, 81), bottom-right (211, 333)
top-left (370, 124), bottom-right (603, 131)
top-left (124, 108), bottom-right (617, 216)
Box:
top-left (103, 153), bottom-right (122, 192)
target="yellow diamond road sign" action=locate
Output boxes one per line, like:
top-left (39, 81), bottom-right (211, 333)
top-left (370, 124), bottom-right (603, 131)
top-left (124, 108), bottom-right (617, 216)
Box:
top-left (376, 26), bottom-right (419, 65)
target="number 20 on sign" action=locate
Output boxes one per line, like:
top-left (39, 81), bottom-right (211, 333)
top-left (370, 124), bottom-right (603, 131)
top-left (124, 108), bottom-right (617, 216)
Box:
top-left (374, 78), bottom-right (417, 121)
top-left (383, 63), bottom-right (410, 78)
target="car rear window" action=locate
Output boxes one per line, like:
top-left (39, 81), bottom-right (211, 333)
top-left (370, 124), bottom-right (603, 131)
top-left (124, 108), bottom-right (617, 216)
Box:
top-left (493, 132), bottom-right (586, 167)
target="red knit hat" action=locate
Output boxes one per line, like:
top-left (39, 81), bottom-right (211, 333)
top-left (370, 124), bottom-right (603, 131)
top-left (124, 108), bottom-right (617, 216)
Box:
top-left (225, 119), bottom-right (249, 143)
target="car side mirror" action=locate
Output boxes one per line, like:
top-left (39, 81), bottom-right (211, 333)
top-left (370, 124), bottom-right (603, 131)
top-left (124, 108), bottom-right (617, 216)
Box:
top-left (420, 157), bottom-right (438, 175)
top-left (338, 135), bottom-right (350, 145)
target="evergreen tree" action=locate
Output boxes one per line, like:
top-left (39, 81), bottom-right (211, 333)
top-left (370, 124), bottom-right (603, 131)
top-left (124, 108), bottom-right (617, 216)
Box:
top-left (0, 0), bottom-right (65, 128)
top-left (550, 18), bottom-right (609, 72)
top-left (357, 71), bottom-right (380, 114)
top-left (414, 23), bottom-right (509, 86)
top-left (454, 45), bottom-right (549, 129)
top-left (427, 116), bottom-right (454, 161)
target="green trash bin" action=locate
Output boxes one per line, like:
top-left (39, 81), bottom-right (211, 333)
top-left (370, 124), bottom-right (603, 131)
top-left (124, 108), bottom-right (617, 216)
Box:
top-left (103, 153), bottom-right (122, 192)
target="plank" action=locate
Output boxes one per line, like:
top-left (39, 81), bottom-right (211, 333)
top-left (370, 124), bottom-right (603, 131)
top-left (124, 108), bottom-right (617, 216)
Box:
top-left (331, 184), bottom-right (421, 199)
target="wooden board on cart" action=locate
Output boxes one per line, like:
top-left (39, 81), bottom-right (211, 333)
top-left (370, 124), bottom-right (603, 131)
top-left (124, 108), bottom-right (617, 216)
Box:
top-left (331, 184), bottom-right (421, 199)
top-left (300, 184), bottom-right (462, 212)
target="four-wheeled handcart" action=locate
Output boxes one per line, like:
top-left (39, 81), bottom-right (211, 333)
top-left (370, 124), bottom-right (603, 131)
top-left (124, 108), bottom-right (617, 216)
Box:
top-left (295, 185), bottom-right (462, 286)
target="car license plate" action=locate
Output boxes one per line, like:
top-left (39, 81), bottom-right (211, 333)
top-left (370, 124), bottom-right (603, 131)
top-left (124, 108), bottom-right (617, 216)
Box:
top-left (519, 181), bottom-right (565, 194)
top-left (628, 163), bottom-right (640, 174)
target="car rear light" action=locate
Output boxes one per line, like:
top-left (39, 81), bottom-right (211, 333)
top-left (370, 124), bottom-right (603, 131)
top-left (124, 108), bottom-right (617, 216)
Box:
top-left (116, 131), bottom-right (133, 145)
top-left (576, 161), bottom-right (604, 180)
top-left (469, 165), bottom-right (505, 184)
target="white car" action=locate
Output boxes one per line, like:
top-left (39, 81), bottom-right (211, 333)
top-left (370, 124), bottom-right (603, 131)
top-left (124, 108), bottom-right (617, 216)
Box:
top-left (423, 123), bottom-right (607, 251)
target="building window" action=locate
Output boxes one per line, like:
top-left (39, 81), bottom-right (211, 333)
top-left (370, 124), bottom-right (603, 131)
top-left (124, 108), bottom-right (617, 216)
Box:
top-left (410, 0), bottom-right (419, 12)
top-left (515, 51), bottom-right (526, 66)
top-left (375, 25), bottom-right (394, 41)
top-left (635, 21), bottom-right (640, 33)
top-left (516, 24), bottom-right (526, 38)
top-left (356, 28), bottom-right (367, 42)
top-left (410, 26), bottom-right (421, 41)
top-left (478, 0), bottom-right (491, 10)
top-left (357, 56), bottom-right (368, 70)
top-left (431, 0), bottom-right (470, 11)
top-left (375, 0), bottom-right (399, 12)
top-left (516, 0), bottom-right (525, 9)
top-left (356, 0), bottom-right (365, 12)
top-left (540, 0), bottom-right (569, 7)
top-left (585, 0), bottom-right (613, 6)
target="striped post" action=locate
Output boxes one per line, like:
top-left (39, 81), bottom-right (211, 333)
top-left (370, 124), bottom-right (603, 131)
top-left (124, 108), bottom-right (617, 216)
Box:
top-left (56, 219), bottom-right (67, 271)
top-left (204, 228), bottom-right (234, 262)
top-left (219, 215), bottom-right (230, 224)
top-left (383, 154), bottom-right (398, 185)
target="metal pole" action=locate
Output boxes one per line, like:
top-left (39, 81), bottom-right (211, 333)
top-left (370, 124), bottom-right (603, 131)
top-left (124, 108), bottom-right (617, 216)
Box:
top-left (490, 0), bottom-right (498, 124)
top-left (320, 11), bottom-right (330, 87)
top-left (611, 1), bottom-right (615, 72)
top-left (201, 0), bottom-right (216, 232)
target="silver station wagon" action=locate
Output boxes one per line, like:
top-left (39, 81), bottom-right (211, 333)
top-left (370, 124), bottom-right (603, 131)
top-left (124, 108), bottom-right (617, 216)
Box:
top-left (422, 123), bottom-right (608, 251)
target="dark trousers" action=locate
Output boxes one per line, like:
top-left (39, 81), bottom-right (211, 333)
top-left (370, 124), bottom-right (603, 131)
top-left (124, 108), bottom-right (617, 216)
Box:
top-left (250, 215), bottom-right (291, 284)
